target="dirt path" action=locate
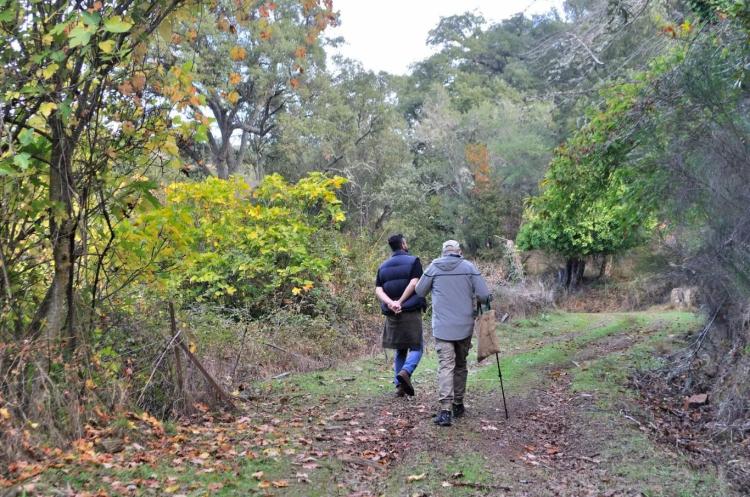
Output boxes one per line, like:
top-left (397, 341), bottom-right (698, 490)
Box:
top-left (306, 318), bottom-right (666, 497)
top-left (272, 312), bottom-right (733, 496)
top-left (11, 311), bottom-right (737, 497)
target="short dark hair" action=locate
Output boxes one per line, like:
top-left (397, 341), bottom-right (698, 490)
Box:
top-left (387, 233), bottom-right (405, 251)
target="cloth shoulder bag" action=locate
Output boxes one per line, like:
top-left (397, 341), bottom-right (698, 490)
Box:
top-left (475, 302), bottom-right (500, 363)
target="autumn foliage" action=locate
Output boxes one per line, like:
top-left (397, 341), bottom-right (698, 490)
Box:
top-left (117, 173), bottom-right (347, 311)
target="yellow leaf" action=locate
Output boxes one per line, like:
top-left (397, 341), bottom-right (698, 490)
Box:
top-left (39, 102), bottom-right (57, 118)
top-left (226, 91), bottom-right (240, 105)
top-left (42, 63), bottom-right (59, 79)
top-left (407, 473), bottom-right (426, 482)
top-left (229, 46), bottom-right (246, 61)
top-left (42, 34), bottom-right (53, 46)
top-left (272, 480), bottom-right (289, 488)
top-left (188, 341), bottom-right (197, 354)
top-left (164, 484), bottom-right (180, 493)
top-left (229, 72), bottom-right (241, 85)
top-left (98, 40), bottom-right (116, 53)
top-left (162, 137), bottom-right (179, 156)
top-left (263, 447), bottom-right (280, 457)
top-left (0, 407), bottom-right (10, 420)
top-left (85, 378), bottom-right (96, 390)
top-left (292, 287), bottom-right (302, 296)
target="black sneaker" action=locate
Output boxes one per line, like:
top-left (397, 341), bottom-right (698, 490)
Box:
top-left (395, 385), bottom-right (406, 398)
top-left (452, 403), bottom-right (465, 418)
top-left (433, 409), bottom-right (452, 426)
top-left (396, 370), bottom-right (415, 396)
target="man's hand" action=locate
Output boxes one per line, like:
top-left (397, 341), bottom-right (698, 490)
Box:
top-left (388, 301), bottom-right (402, 314)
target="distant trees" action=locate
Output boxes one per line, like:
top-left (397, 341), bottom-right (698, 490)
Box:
top-left (270, 60), bottom-right (411, 232)
top-left (388, 10), bottom-right (562, 252)
top-left (168, 0), bottom-right (335, 180)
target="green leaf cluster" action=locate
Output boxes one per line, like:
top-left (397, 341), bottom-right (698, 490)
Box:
top-left (516, 76), bottom-right (662, 259)
top-left (116, 173), bottom-right (347, 311)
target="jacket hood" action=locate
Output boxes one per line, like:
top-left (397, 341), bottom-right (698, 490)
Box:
top-left (432, 255), bottom-right (464, 271)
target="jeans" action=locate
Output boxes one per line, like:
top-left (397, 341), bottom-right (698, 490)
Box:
top-left (435, 336), bottom-right (472, 407)
top-left (394, 341), bottom-right (423, 384)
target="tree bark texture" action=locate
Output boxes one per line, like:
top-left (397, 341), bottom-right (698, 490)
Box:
top-left (563, 257), bottom-right (586, 289)
top-left (46, 116), bottom-right (77, 349)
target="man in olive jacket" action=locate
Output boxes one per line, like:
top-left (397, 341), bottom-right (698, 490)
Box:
top-left (415, 240), bottom-right (491, 426)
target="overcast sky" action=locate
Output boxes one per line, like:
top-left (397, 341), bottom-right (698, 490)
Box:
top-left (327, 0), bottom-right (565, 75)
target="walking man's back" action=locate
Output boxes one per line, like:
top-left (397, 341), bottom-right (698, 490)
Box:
top-left (375, 234), bottom-right (426, 397)
top-left (416, 240), bottom-right (491, 426)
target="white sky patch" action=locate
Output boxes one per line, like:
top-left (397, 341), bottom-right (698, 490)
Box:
top-left (327, 0), bottom-right (565, 75)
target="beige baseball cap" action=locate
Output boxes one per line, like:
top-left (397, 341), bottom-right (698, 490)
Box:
top-left (442, 240), bottom-right (461, 254)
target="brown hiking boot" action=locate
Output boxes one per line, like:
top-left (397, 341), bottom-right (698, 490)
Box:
top-left (396, 370), bottom-right (415, 396)
top-left (395, 384), bottom-right (406, 397)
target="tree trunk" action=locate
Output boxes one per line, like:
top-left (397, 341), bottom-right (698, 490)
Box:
top-left (373, 205), bottom-right (392, 231)
top-left (564, 257), bottom-right (586, 290)
top-left (215, 158), bottom-right (229, 179)
top-left (598, 255), bottom-right (608, 279)
top-left (575, 258), bottom-right (585, 287)
top-left (46, 118), bottom-right (77, 349)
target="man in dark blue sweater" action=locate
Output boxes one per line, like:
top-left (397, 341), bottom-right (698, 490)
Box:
top-left (375, 234), bottom-right (426, 397)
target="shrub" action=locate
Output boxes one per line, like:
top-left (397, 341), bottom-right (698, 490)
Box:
top-left (116, 173), bottom-right (347, 314)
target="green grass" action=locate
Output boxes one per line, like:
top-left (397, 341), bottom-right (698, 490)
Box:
top-left (473, 313), bottom-right (640, 392)
top-left (560, 311), bottom-right (724, 497)
top-left (571, 311), bottom-right (702, 402)
top-left (380, 451), bottom-right (502, 497)
top-left (268, 355), bottom-right (393, 402)
top-left (595, 412), bottom-right (728, 497)
top-left (498, 312), bottom-right (600, 348)
top-left (43, 450), bottom-right (345, 497)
